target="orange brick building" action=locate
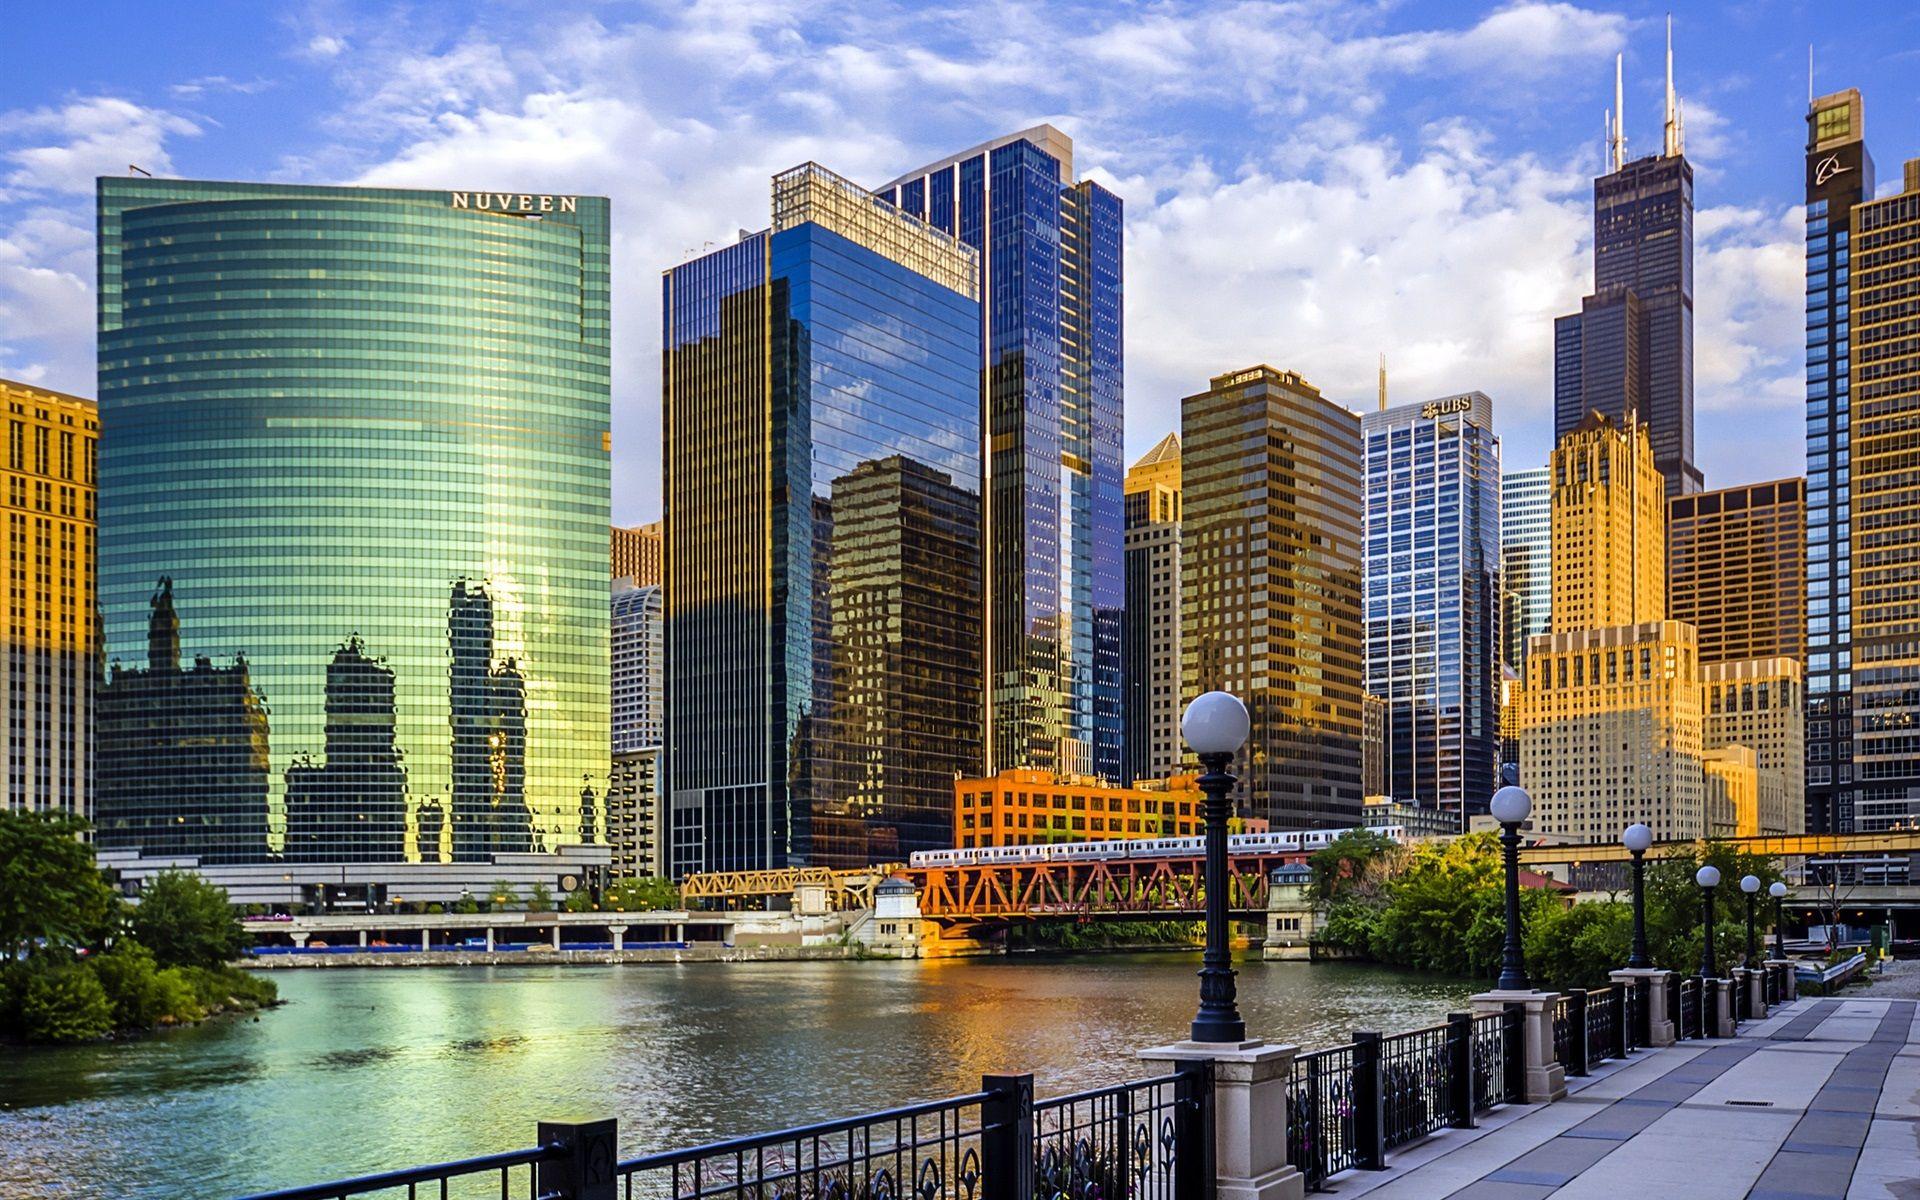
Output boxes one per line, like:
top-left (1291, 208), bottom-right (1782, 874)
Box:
top-left (953, 769), bottom-right (1211, 849)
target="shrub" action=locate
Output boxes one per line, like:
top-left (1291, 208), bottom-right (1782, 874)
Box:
top-left (21, 964), bottom-right (113, 1044)
top-left (152, 968), bottom-right (204, 1023)
top-left (89, 942), bottom-right (169, 1030)
top-left (131, 871), bottom-right (247, 969)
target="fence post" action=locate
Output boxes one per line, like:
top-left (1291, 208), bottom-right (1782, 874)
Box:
top-left (535, 1119), bottom-right (618, 1200)
top-left (1353, 1031), bottom-right (1386, 1170)
top-left (1668, 975), bottom-right (1684, 1041)
top-left (1567, 990), bottom-right (1589, 1077)
top-left (1173, 1059), bottom-right (1215, 1200)
top-left (1612, 984), bottom-right (1628, 1060)
top-left (1447, 1013), bottom-right (1474, 1129)
top-left (1502, 1003), bottom-right (1526, 1101)
top-left (981, 1073), bottom-right (1035, 1200)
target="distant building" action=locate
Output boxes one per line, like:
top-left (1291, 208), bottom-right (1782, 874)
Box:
top-left (1667, 479), bottom-right (1806, 666)
top-left (663, 163), bottom-right (982, 873)
top-left (1702, 746), bottom-right (1758, 838)
top-left (1501, 466), bottom-right (1552, 672)
top-left (1702, 657), bottom-right (1804, 836)
top-left (1124, 432), bottom-right (1182, 783)
top-left (612, 523), bottom-right (662, 586)
top-left (1849, 155), bottom-right (1920, 833)
top-left (878, 126), bottom-right (1125, 783)
top-left (606, 749), bottom-right (659, 878)
top-left (0, 379), bottom-right (96, 818)
top-left (954, 769), bottom-right (1203, 849)
top-left (1182, 366), bottom-right (1365, 829)
top-left (1361, 795), bottom-right (1461, 840)
top-left (612, 582), bottom-right (663, 754)
top-left (1803, 88), bottom-right (1874, 834)
top-left (1362, 694), bottom-right (1388, 801)
top-left (1549, 411), bottom-right (1666, 632)
top-left (1361, 392), bottom-right (1501, 823)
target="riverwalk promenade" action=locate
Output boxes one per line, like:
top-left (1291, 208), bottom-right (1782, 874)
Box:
top-left (1331, 994), bottom-right (1919, 1200)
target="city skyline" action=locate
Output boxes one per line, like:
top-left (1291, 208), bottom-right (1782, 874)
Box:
top-left (7, 4), bottom-right (1919, 524)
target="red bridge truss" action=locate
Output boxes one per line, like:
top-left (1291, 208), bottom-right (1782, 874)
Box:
top-left (898, 851), bottom-right (1309, 922)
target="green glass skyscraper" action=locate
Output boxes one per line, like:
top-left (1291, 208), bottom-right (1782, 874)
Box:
top-left (94, 178), bottom-right (610, 867)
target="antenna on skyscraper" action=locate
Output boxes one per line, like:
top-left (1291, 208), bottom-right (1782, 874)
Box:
top-left (1610, 53), bottom-right (1627, 171)
top-left (1663, 15), bottom-right (1684, 158)
top-left (1378, 353), bottom-right (1387, 411)
top-left (1808, 44), bottom-right (1815, 105)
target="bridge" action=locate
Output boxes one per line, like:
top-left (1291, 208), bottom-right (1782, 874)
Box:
top-left (679, 864), bottom-right (900, 910)
top-left (899, 847), bottom-right (1310, 922)
top-left (1516, 829), bottom-right (1920, 865)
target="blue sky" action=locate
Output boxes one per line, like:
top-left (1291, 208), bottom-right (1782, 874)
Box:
top-left (4, 1), bottom-right (1918, 523)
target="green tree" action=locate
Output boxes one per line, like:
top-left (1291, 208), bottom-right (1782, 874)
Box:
top-left (452, 890), bottom-right (481, 914)
top-left (1644, 843), bottom-right (1782, 976)
top-left (527, 882), bottom-right (555, 912)
top-left (1525, 900), bottom-right (1632, 988)
top-left (0, 809), bottom-right (117, 959)
top-left (21, 964), bottom-right (113, 1044)
top-left (130, 871), bottom-right (246, 968)
top-left (1370, 834), bottom-right (1504, 974)
top-left (486, 880), bottom-right (521, 911)
top-left (88, 941), bottom-right (169, 1030)
top-left (1308, 829), bottom-right (1401, 900)
top-left (604, 877), bottom-right (679, 912)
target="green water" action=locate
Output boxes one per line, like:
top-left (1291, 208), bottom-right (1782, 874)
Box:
top-left (0, 954), bottom-right (1471, 1198)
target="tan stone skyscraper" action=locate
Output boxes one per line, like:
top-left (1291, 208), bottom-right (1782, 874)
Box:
top-left (1549, 410), bottom-right (1665, 631)
top-left (1123, 433), bottom-right (1182, 783)
top-left (1668, 479), bottom-right (1806, 666)
top-left (0, 379), bottom-right (96, 817)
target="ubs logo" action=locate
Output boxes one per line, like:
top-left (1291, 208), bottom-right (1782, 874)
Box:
top-left (1421, 396), bottom-right (1473, 421)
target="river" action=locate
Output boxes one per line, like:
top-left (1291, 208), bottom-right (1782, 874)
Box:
top-left (0, 954), bottom-right (1471, 1198)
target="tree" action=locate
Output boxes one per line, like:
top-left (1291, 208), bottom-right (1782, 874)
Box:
top-left (21, 964), bottom-right (113, 1044)
top-left (526, 882), bottom-right (555, 913)
top-left (1308, 829), bottom-right (1401, 901)
top-left (604, 877), bottom-right (680, 912)
top-left (130, 871), bottom-right (246, 969)
top-left (486, 880), bottom-right (521, 912)
top-left (89, 941), bottom-right (169, 1030)
top-left (1525, 900), bottom-right (1632, 988)
top-left (0, 809), bottom-right (117, 959)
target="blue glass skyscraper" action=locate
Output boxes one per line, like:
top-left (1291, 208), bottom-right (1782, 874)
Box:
top-left (1362, 393), bottom-right (1502, 822)
top-left (663, 165), bottom-right (983, 873)
top-left (877, 126), bottom-right (1125, 782)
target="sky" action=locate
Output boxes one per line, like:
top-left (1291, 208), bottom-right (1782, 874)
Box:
top-left (3, 1), bottom-right (1918, 525)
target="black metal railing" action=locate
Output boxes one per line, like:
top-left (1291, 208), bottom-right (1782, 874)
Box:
top-left (1678, 977), bottom-right (1700, 1041)
top-left (1551, 993), bottom-right (1572, 1069)
top-left (1378, 1022), bottom-right (1454, 1150)
top-left (1585, 983), bottom-right (1617, 1066)
top-left (1033, 1070), bottom-right (1210, 1200)
top-left (233, 1145), bottom-right (562, 1200)
top-left (1764, 963), bottom-right (1779, 1006)
top-left (1287, 1043), bottom-right (1358, 1191)
top-left (1470, 1011), bottom-right (1512, 1111)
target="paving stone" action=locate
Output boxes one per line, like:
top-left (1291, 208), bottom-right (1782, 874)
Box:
top-left (1443, 1181), bottom-right (1558, 1200)
top-left (1787, 1111), bottom-right (1871, 1150)
top-left (1748, 1148), bottom-right (1857, 1200)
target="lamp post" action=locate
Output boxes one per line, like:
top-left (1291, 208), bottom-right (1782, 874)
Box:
top-left (1622, 823), bottom-right (1653, 969)
top-left (1740, 875), bottom-right (1761, 968)
top-left (1696, 865), bottom-right (1721, 978)
top-left (1490, 785), bottom-right (1533, 991)
top-left (1182, 690), bottom-right (1251, 1043)
top-left (1770, 881), bottom-right (1788, 959)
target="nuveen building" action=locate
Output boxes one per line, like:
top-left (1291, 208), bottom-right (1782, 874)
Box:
top-left (94, 179), bottom-right (611, 890)
top-left (876, 127), bottom-right (1125, 784)
top-left (663, 164), bottom-right (983, 873)
top-left (1361, 392), bottom-right (1501, 824)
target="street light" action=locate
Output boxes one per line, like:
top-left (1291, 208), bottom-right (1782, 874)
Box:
top-left (1622, 823), bottom-right (1653, 969)
top-left (1770, 880), bottom-right (1788, 959)
top-left (1696, 864), bottom-right (1721, 978)
top-left (1740, 875), bottom-right (1761, 969)
top-left (1490, 785), bottom-right (1533, 991)
top-left (1182, 691), bottom-right (1251, 1043)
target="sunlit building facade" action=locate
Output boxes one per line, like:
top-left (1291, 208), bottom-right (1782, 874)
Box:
top-left (1550, 411), bottom-right (1666, 632)
top-left (1361, 392), bottom-right (1501, 823)
top-left (954, 768), bottom-right (1203, 848)
top-left (1501, 466), bottom-right (1551, 673)
top-left (1667, 479), bottom-right (1805, 666)
top-left (663, 164), bottom-right (983, 874)
top-left (94, 178), bottom-right (611, 867)
top-left (1702, 656), bottom-right (1804, 837)
top-left (612, 523), bottom-right (662, 586)
top-left (1182, 366), bottom-right (1365, 828)
top-left (0, 379), bottom-right (96, 817)
top-left (877, 126), bottom-right (1125, 784)
top-left (1124, 433), bottom-right (1181, 783)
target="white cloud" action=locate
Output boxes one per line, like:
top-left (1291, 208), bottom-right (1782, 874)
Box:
top-left (307, 34), bottom-right (346, 59)
top-left (169, 76), bottom-right (274, 99)
top-left (0, 97), bottom-right (198, 195)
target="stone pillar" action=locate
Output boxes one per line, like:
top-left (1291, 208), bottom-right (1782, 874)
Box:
top-left (359, 929), bottom-right (369, 948)
top-left (1470, 991), bottom-right (1566, 1103)
top-left (1768, 959), bottom-right (1798, 1001)
top-left (420, 928), bottom-right (431, 952)
top-left (551, 925), bottom-right (562, 950)
top-left (1708, 979), bottom-right (1736, 1038)
top-left (1140, 1041), bottom-right (1305, 1200)
top-left (1610, 968), bottom-right (1674, 1047)
top-left (609, 924), bottom-right (627, 952)
top-left (485, 926), bottom-right (495, 952)
top-left (1747, 968), bottom-right (1767, 1018)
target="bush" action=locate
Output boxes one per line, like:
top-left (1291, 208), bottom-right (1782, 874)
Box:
top-left (131, 872), bottom-right (246, 969)
top-left (1526, 901), bottom-right (1632, 988)
top-left (152, 967), bottom-right (204, 1023)
top-left (89, 942), bottom-right (169, 1030)
top-left (172, 964), bottom-right (277, 1014)
top-left (21, 963), bottom-right (113, 1044)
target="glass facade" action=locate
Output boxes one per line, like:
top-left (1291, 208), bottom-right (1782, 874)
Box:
top-left (664, 164), bottom-right (983, 873)
top-left (1362, 393), bottom-right (1502, 823)
top-left (1182, 367), bottom-right (1365, 828)
top-left (1803, 90), bottom-right (1873, 834)
top-left (94, 178), bottom-right (610, 866)
top-left (1501, 466), bottom-right (1552, 672)
top-left (877, 127), bottom-right (1125, 782)
top-left (612, 581), bottom-right (662, 754)
top-left (1555, 152), bottom-right (1700, 496)
top-left (1122, 433), bottom-right (1181, 784)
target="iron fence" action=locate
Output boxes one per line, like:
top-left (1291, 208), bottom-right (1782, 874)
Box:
top-left (1678, 977), bottom-right (1700, 1040)
top-left (1378, 1022), bottom-right (1453, 1150)
top-left (1469, 1011), bottom-right (1514, 1111)
top-left (1032, 1070), bottom-right (1209, 1200)
top-left (1585, 984), bottom-right (1617, 1066)
top-left (231, 1146), bottom-right (561, 1200)
top-left (1287, 1044), bottom-right (1357, 1190)
top-left (1551, 994), bottom-right (1571, 1068)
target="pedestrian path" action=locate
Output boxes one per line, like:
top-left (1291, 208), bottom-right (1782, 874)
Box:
top-left (1324, 995), bottom-right (1920, 1200)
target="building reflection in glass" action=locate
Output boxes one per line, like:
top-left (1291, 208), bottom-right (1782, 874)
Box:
top-left (95, 578), bottom-right (271, 863)
top-left (449, 581), bottom-right (533, 862)
top-left (284, 636), bottom-right (409, 863)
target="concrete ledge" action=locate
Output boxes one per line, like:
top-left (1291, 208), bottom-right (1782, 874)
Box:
top-left (240, 944), bottom-right (868, 968)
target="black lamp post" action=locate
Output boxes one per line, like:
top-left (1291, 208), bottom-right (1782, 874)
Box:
top-left (1622, 822), bottom-right (1653, 970)
top-left (1490, 785), bottom-right (1533, 991)
top-left (1696, 865), bottom-right (1721, 978)
top-left (1770, 881), bottom-right (1788, 959)
top-left (1740, 874), bottom-right (1761, 969)
top-left (1182, 691), bottom-right (1251, 1043)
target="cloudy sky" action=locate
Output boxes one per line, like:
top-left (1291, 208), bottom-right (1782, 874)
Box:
top-left (5, 1), bottom-right (1918, 523)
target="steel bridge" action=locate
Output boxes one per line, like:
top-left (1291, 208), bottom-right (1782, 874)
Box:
top-left (899, 849), bottom-right (1310, 922)
top-left (678, 864), bottom-right (901, 909)
top-left (1516, 830), bottom-right (1920, 866)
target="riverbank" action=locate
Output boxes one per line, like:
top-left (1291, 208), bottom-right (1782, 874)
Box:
top-left (240, 942), bottom-right (880, 968)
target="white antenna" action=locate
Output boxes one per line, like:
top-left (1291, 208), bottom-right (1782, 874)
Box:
top-left (1610, 53), bottom-right (1627, 171)
top-left (1663, 16), bottom-right (1682, 157)
top-left (1808, 44), bottom-right (1814, 106)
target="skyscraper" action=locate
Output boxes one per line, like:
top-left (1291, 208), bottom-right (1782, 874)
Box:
top-left (1123, 433), bottom-right (1181, 783)
top-left (1501, 466), bottom-right (1552, 673)
top-left (0, 379), bottom-right (95, 817)
top-left (94, 178), bottom-right (610, 868)
top-left (1361, 392), bottom-right (1501, 822)
top-left (1702, 657), bottom-right (1804, 837)
top-left (1804, 89), bottom-right (1876, 834)
top-left (1850, 157), bottom-right (1920, 832)
top-left (1667, 479), bottom-right (1806, 666)
top-left (1554, 37), bottom-right (1701, 497)
top-left (663, 163), bottom-right (983, 873)
top-left (612, 523), bottom-right (662, 586)
top-left (1549, 412), bottom-right (1666, 632)
top-left (1182, 366), bottom-right (1365, 828)
top-left (612, 581), bottom-right (663, 755)
top-left (877, 126), bottom-right (1125, 782)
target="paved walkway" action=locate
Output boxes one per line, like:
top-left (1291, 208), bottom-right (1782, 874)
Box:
top-left (1328, 994), bottom-right (1920, 1200)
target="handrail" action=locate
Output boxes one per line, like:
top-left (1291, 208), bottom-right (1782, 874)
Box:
top-left (233, 1145), bottom-right (558, 1200)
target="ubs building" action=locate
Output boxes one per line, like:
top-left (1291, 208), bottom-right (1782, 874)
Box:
top-left (94, 178), bottom-right (611, 874)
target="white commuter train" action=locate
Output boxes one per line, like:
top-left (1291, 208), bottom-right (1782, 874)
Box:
top-left (907, 825), bottom-right (1408, 869)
